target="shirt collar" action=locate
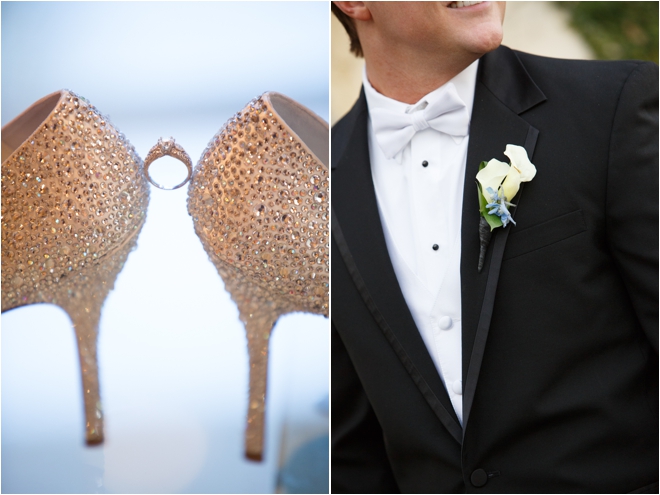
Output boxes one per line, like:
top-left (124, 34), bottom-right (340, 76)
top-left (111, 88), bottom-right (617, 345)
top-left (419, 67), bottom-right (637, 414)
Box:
top-left (363, 58), bottom-right (479, 121)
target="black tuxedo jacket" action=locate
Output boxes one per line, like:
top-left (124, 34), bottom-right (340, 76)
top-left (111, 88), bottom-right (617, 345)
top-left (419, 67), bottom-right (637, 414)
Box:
top-left (331, 46), bottom-right (658, 493)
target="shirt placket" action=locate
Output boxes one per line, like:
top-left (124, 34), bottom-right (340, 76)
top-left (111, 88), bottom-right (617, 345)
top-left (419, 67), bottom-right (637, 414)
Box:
top-left (409, 128), bottom-right (449, 295)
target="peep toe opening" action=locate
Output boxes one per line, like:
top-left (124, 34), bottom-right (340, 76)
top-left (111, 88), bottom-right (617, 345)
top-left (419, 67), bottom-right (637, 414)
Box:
top-left (1, 91), bottom-right (62, 163)
top-left (267, 92), bottom-right (329, 169)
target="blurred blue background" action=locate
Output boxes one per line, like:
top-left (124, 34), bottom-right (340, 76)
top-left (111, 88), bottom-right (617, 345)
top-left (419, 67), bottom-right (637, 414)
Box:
top-left (2, 2), bottom-right (329, 493)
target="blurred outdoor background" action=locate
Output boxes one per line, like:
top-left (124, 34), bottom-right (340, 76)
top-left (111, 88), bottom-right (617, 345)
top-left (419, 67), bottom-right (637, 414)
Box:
top-left (2, 2), bottom-right (328, 493)
top-left (332, 1), bottom-right (659, 123)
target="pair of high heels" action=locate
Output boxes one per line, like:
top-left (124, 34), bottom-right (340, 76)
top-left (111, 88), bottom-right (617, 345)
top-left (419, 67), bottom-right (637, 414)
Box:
top-left (1, 90), bottom-right (329, 461)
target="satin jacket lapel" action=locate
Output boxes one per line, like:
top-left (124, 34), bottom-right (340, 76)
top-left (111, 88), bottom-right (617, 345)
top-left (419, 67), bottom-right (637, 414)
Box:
top-left (460, 46), bottom-right (546, 433)
top-left (332, 91), bottom-right (463, 444)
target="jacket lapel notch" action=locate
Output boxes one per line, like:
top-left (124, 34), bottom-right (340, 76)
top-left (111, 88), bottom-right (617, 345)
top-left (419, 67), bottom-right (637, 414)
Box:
top-left (479, 45), bottom-right (547, 115)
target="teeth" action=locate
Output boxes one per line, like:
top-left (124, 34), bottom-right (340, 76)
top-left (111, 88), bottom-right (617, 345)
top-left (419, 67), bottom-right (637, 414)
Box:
top-left (448, 1), bottom-right (484, 8)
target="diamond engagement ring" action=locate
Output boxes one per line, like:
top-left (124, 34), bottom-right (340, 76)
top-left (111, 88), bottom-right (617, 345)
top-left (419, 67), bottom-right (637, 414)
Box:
top-left (143, 137), bottom-right (193, 190)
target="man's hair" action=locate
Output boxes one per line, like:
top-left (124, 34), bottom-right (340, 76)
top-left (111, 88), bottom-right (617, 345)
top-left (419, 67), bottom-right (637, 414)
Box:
top-left (332, 3), bottom-right (364, 57)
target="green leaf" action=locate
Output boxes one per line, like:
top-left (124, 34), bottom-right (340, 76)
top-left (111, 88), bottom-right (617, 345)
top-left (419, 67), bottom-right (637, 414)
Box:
top-left (485, 211), bottom-right (503, 231)
top-left (477, 182), bottom-right (488, 213)
top-left (478, 160), bottom-right (489, 171)
top-left (476, 182), bottom-right (503, 231)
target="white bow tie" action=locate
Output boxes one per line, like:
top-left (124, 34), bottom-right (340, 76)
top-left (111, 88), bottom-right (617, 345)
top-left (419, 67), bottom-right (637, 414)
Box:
top-left (370, 83), bottom-right (470, 160)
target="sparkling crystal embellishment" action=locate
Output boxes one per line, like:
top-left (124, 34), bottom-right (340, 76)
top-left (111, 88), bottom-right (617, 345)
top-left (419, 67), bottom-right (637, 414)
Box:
top-left (1, 90), bottom-right (150, 444)
top-left (187, 93), bottom-right (329, 461)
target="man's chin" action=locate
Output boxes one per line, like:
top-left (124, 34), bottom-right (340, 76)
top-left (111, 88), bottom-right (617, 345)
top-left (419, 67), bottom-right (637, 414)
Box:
top-left (467, 27), bottom-right (504, 57)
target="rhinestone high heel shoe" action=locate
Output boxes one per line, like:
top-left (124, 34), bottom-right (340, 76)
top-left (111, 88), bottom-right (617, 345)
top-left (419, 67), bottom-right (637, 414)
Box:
top-left (1, 90), bottom-right (150, 444)
top-left (187, 93), bottom-right (329, 460)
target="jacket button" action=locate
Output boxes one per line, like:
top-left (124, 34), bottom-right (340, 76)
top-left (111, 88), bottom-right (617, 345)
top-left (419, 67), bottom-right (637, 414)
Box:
top-left (470, 468), bottom-right (488, 487)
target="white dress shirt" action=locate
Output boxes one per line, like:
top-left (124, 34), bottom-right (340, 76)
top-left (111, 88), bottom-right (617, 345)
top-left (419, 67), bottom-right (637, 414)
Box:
top-left (364, 60), bottom-right (479, 424)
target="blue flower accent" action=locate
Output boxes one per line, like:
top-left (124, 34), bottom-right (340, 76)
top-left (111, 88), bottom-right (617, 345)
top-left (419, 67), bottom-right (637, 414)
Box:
top-left (485, 187), bottom-right (517, 227)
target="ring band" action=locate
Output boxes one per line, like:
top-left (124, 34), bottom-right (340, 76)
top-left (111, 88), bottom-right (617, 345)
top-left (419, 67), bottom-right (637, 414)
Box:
top-left (144, 137), bottom-right (193, 190)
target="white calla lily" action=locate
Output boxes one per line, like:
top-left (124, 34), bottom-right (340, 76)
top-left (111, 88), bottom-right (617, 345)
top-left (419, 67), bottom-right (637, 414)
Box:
top-left (501, 162), bottom-right (522, 201)
top-left (476, 145), bottom-right (536, 203)
top-left (476, 158), bottom-right (510, 201)
top-left (504, 144), bottom-right (537, 182)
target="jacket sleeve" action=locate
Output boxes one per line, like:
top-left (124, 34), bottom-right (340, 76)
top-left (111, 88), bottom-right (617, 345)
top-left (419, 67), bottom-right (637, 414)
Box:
top-left (606, 61), bottom-right (659, 351)
top-left (331, 322), bottom-right (400, 494)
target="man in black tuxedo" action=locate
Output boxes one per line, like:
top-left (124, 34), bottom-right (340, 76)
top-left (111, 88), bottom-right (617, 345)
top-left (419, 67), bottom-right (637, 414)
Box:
top-left (331, 2), bottom-right (658, 493)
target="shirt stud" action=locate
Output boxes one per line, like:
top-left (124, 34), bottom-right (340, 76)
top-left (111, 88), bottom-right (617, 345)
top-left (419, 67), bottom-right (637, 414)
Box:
top-left (422, 160), bottom-right (429, 167)
top-left (432, 244), bottom-right (439, 251)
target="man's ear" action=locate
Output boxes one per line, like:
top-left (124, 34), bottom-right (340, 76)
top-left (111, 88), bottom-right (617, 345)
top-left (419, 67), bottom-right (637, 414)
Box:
top-left (333, 2), bottom-right (372, 21)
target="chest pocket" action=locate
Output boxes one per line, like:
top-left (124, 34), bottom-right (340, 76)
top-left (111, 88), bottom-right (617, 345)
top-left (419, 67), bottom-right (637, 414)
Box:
top-left (503, 209), bottom-right (587, 261)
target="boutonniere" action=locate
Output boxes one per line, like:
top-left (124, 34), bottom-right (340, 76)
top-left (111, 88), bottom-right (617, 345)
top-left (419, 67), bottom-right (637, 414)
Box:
top-left (476, 144), bottom-right (537, 272)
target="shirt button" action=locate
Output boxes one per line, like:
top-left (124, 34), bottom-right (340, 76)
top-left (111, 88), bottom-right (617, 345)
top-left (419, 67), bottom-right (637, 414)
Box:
top-left (422, 160), bottom-right (429, 167)
top-left (432, 244), bottom-right (439, 251)
top-left (452, 379), bottom-right (462, 395)
top-left (438, 316), bottom-right (453, 330)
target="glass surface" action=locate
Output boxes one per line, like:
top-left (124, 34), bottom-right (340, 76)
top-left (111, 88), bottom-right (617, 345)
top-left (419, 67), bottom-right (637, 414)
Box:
top-left (1, 2), bottom-right (329, 493)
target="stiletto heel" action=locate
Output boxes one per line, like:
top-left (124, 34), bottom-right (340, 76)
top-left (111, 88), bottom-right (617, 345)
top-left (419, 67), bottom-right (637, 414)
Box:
top-left (188, 92), bottom-right (329, 460)
top-left (1, 90), bottom-right (149, 444)
top-left (63, 291), bottom-right (104, 444)
top-left (243, 307), bottom-right (278, 461)
top-left (56, 237), bottom-right (142, 444)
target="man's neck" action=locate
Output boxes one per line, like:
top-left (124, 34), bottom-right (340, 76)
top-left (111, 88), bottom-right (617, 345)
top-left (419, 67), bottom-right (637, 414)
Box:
top-left (364, 48), bottom-right (480, 104)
